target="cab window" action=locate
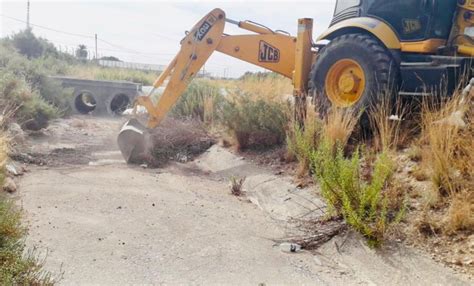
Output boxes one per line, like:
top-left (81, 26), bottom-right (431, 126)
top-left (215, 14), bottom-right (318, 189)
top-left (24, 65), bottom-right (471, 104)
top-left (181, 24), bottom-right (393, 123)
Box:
top-left (335, 0), bottom-right (361, 15)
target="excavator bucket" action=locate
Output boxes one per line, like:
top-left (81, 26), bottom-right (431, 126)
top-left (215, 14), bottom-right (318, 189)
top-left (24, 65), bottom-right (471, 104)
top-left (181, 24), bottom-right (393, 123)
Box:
top-left (117, 118), bottom-right (151, 163)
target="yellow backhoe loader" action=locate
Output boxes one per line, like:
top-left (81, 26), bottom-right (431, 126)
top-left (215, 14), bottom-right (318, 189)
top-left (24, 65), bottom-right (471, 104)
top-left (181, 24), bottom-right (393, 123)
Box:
top-left (118, 0), bottom-right (474, 163)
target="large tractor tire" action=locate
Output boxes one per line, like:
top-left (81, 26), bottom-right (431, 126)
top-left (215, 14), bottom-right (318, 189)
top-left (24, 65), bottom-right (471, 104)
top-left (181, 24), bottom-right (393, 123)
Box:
top-left (309, 33), bottom-right (399, 122)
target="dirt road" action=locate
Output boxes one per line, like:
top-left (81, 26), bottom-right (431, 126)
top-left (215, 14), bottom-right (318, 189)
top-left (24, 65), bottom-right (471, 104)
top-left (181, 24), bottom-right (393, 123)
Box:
top-left (16, 116), bottom-right (471, 285)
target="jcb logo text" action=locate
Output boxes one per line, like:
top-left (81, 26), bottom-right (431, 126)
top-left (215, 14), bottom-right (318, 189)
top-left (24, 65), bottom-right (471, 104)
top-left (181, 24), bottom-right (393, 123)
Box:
top-left (259, 41), bottom-right (280, 63)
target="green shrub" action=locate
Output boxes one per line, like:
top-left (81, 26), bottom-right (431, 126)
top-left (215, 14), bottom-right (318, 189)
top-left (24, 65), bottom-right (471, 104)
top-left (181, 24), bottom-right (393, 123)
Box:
top-left (220, 96), bottom-right (290, 150)
top-left (171, 80), bottom-right (224, 123)
top-left (0, 44), bottom-right (44, 87)
top-left (32, 56), bottom-right (72, 76)
top-left (0, 73), bottom-right (59, 130)
top-left (0, 41), bottom-right (74, 126)
top-left (39, 77), bottom-right (74, 115)
top-left (311, 141), bottom-right (404, 247)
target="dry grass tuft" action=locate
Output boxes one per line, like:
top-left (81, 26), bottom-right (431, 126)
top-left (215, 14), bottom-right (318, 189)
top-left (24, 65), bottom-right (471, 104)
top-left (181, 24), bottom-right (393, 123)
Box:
top-left (229, 176), bottom-right (246, 196)
top-left (369, 96), bottom-right (407, 152)
top-left (323, 107), bottom-right (360, 148)
top-left (445, 191), bottom-right (474, 234)
top-left (420, 187), bottom-right (441, 209)
top-left (415, 212), bottom-right (442, 236)
top-left (412, 166), bottom-right (429, 182)
top-left (420, 90), bottom-right (472, 196)
top-left (407, 144), bottom-right (422, 162)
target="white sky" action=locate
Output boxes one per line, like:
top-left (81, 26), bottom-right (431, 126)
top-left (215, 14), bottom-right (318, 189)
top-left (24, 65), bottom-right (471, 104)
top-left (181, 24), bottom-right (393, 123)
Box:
top-left (1, 0), bottom-right (336, 77)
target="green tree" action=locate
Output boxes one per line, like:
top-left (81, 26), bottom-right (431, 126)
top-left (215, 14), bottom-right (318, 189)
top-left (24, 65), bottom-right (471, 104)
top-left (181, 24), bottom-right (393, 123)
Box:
top-left (75, 44), bottom-right (88, 60)
top-left (11, 28), bottom-right (43, 59)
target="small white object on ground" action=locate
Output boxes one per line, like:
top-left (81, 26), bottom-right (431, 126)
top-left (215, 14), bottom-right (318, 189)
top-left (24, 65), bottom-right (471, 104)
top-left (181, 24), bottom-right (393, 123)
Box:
top-left (6, 162), bottom-right (20, 176)
top-left (279, 242), bottom-right (302, 253)
top-left (388, 115), bottom-right (402, 121)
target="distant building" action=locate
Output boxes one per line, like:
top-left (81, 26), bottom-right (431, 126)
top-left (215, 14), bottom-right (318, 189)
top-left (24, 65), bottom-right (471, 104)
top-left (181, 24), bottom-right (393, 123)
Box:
top-left (98, 59), bottom-right (166, 72)
top-left (97, 59), bottom-right (210, 77)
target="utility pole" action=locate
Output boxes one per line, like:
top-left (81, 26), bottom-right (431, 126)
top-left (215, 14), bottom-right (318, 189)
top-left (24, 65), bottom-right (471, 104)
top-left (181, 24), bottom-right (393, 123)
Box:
top-left (95, 34), bottom-right (98, 60)
top-left (26, 0), bottom-right (30, 29)
top-left (223, 67), bottom-right (228, 79)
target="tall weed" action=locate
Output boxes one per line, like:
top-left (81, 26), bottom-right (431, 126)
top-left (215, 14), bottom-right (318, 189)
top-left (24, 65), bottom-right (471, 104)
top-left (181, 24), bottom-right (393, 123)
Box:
top-left (311, 141), bottom-right (404, 247)
top-left (286, 107), bottom-right (322, 176)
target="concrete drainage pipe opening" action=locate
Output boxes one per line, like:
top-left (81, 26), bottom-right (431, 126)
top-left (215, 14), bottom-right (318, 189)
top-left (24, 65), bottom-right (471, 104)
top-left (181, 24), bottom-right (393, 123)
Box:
top-left (75, 92), bottom-right (97, 114)
top-left (110, 94), bottom-right (131, 115)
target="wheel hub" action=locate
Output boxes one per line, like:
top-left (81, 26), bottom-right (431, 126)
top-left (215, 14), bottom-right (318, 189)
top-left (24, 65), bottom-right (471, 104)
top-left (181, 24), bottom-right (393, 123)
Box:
top-left (338, 72), bottom-right (361, 94)
top-left (325, 59), bottom-right (366, 107)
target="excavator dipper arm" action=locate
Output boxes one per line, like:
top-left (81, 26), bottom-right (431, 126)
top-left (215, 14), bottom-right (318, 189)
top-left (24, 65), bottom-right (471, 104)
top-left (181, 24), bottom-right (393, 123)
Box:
top-left (141, 8), bottom-right (226, 128)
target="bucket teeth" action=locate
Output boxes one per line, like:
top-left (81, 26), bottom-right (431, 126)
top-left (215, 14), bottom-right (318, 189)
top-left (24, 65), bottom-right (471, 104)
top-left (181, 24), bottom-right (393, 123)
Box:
top-left (117, 119), bottom-right (150, 163)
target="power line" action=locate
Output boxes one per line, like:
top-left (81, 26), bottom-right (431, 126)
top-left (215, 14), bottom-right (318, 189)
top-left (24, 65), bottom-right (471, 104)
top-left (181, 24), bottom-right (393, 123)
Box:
top-left (97, 38), bottom-right (140, 54)
top-left (0, 14), bottom-right (94, 39)
top-left (1, 14), bottom-right (231, 75)
top-left (48, 40), bottom-right (176, 57)
top-left (0, 13), bottom-right (168, 56)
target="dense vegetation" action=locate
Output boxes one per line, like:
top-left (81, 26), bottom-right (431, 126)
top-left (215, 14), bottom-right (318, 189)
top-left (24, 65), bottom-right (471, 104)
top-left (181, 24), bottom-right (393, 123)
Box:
top-left (174, 72), bottom-right (472, 251)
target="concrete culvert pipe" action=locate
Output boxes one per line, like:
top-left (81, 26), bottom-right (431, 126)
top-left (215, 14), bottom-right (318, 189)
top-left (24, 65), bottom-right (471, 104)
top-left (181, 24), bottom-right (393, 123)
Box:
top-left (75, 91), bottom-right (97, 114)
top-left (110, 93), bottom-right (130, 115)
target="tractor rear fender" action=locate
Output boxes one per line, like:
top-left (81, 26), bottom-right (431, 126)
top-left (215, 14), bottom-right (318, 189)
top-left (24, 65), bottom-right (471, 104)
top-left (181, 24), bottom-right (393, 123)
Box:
top-left (317, 17), bottom-right (401, 50)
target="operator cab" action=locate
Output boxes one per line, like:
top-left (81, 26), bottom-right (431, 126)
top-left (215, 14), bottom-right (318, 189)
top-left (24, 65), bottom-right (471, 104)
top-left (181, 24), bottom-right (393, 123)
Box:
top-left (331, 0), bottom-right (457, 43)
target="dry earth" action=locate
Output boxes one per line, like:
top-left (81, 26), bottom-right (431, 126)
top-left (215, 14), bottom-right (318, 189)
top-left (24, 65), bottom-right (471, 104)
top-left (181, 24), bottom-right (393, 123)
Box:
top-left (11, 115), bottom-right (472, 285)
